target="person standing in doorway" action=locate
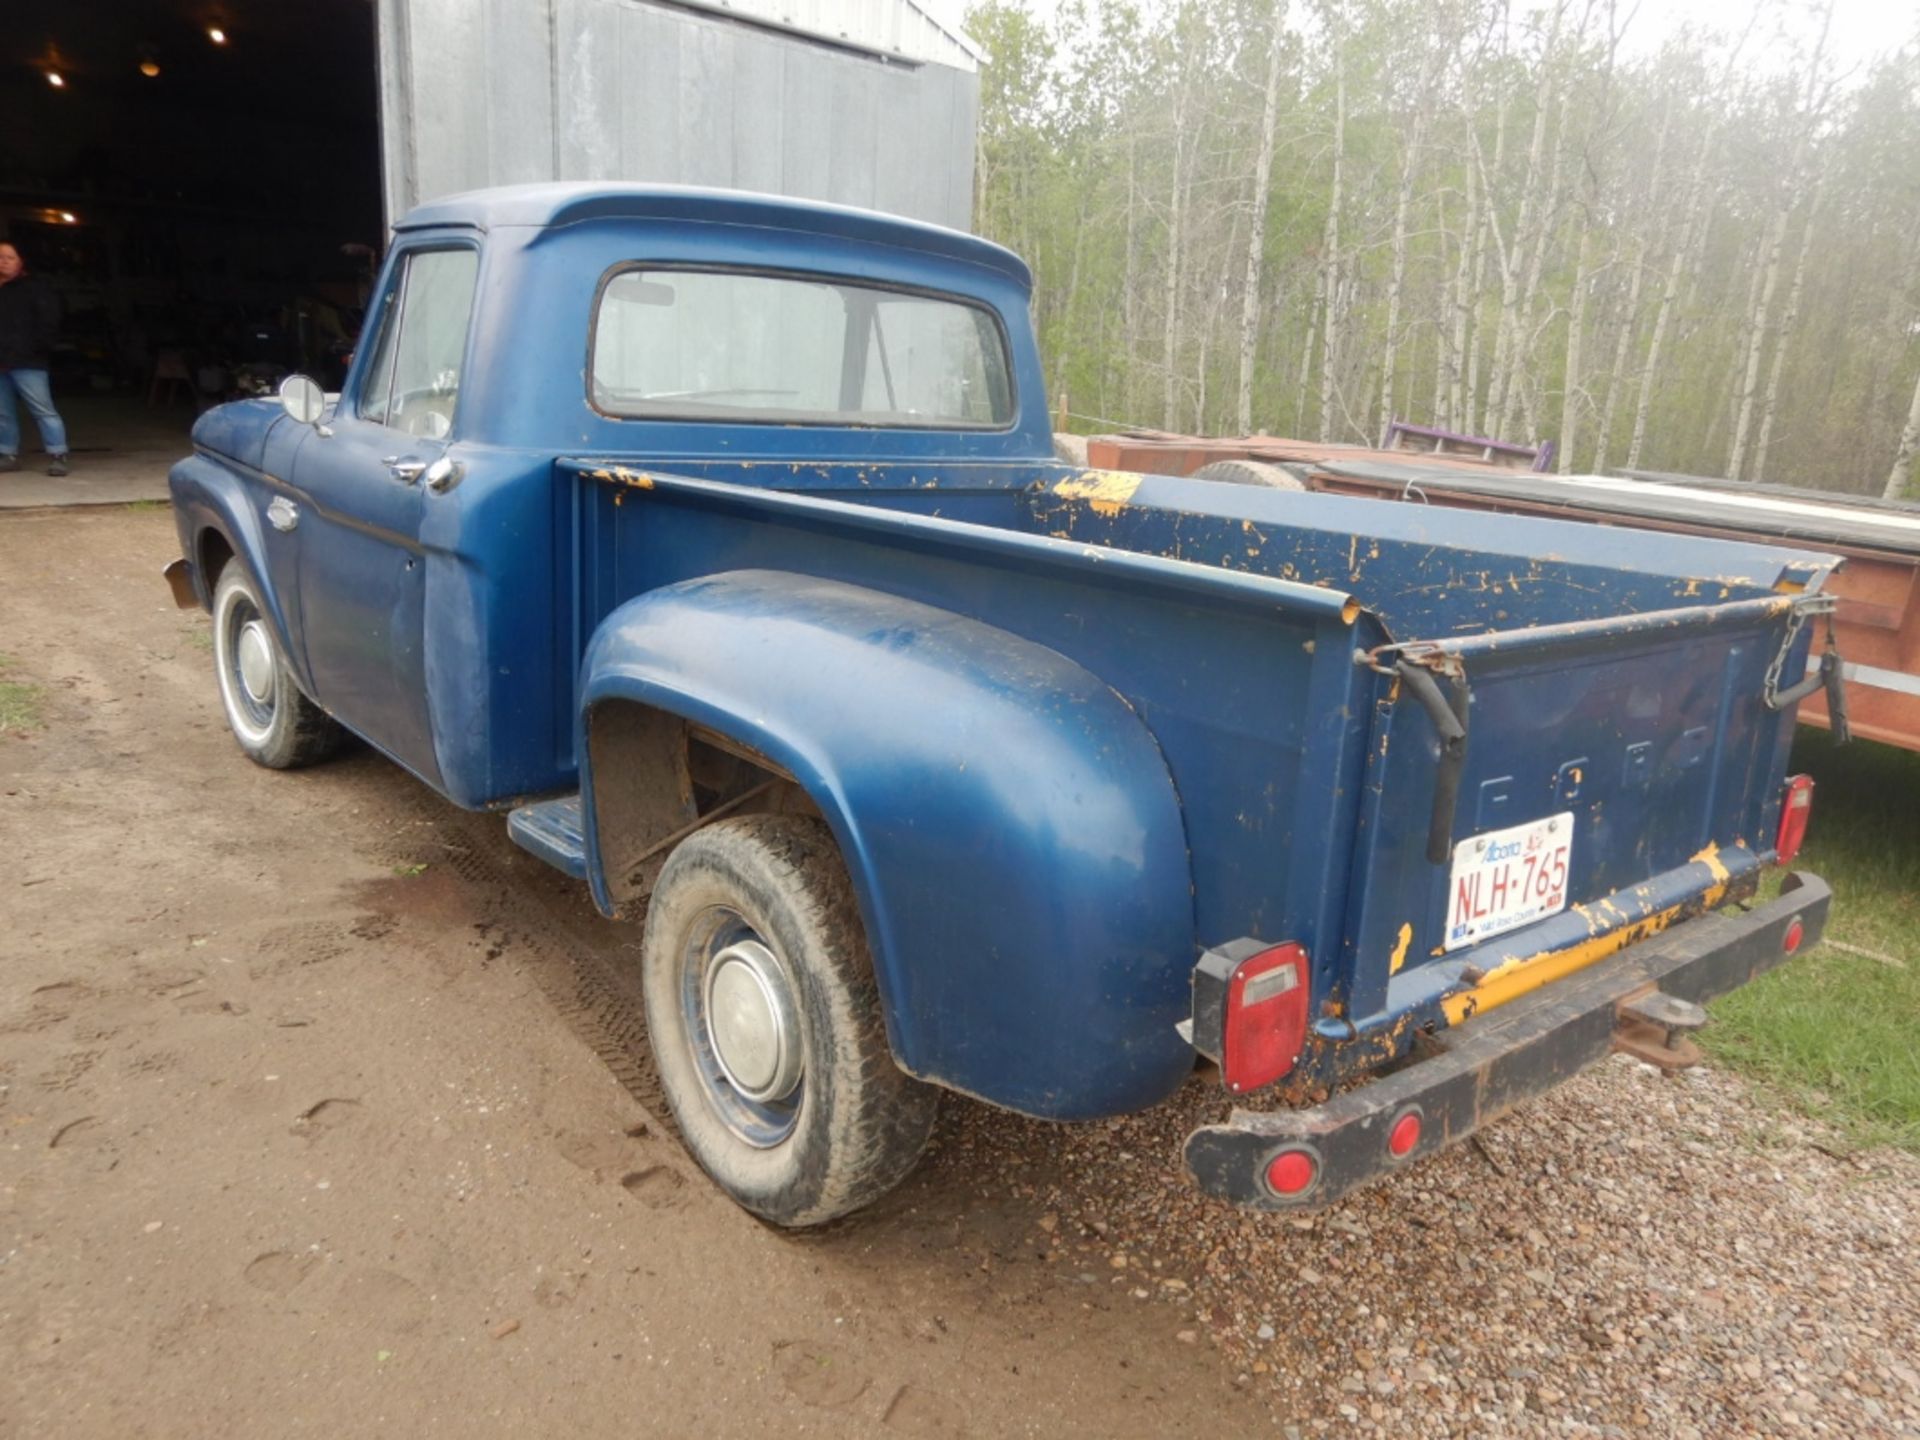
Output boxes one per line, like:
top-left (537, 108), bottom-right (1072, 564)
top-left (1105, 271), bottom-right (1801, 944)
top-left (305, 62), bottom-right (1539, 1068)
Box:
top-left (0, 241), bottom-right (71, 477)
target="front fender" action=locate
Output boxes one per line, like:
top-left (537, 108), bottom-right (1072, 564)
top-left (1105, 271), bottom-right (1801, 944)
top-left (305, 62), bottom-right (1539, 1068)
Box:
top-left (166, 450), bottom-right (301, 670)
top-left (579, 570), bottom-right (1197, 1121)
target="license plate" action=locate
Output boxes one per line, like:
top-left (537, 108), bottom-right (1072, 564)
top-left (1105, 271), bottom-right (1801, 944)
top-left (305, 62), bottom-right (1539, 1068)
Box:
top-left (1445, 812), bottom-right (1574, 951)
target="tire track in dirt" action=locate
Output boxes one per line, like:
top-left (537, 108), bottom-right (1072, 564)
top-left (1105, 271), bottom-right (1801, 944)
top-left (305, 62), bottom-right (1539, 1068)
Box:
top-left (361, 804), bottom-right (681, 1140)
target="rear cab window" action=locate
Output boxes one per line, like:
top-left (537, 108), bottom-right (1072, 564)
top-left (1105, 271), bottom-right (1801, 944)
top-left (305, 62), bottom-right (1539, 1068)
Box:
top-left (590, 268), bottom-right (1015, 429)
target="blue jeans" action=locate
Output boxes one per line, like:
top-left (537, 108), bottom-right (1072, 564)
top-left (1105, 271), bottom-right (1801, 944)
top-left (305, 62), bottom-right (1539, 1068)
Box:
top-left (0, 369), bottom-right (70, 457)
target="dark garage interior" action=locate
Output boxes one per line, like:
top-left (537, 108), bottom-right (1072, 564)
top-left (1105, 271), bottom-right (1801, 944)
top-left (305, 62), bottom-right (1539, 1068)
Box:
top-left (1, 0), bottom-right (382, 458)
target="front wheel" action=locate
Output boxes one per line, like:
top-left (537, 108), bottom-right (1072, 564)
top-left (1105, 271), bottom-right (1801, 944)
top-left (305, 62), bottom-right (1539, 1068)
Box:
top-left (641, 814), bottom-right (938, 1227)
top-left (210, 563), bottom-right (346, 769)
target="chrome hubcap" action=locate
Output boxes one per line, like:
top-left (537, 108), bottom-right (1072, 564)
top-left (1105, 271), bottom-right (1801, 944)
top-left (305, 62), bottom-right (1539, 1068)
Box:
top-left (681, 909), bottom-right (806, 1148)
top-left (236, 621), bottom-right (275, 704)
top-left (217, 588), bottom-right (277, 743)
top-left (704, 940), bottom-right (803, 1103)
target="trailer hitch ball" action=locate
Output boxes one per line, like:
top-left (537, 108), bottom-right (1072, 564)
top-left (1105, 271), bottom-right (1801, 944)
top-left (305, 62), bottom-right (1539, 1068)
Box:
top-left (1613, 989), bottom-right (1709, 1070)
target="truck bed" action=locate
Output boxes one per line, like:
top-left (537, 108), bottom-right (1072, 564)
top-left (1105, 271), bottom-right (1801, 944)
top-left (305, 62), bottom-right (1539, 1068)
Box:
top-left (546, 458), bottom-right (1837, 1112)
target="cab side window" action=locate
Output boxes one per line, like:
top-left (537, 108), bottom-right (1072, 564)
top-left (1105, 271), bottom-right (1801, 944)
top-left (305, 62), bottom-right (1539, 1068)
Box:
top-left (357, 283), bottom-right (402, 428)
top-left (357, 248), bottom-right (479, 439)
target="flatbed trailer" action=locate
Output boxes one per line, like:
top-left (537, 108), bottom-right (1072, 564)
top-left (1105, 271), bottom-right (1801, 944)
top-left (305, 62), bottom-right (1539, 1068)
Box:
top-left (1087, 433), bottom-right (1920, 753)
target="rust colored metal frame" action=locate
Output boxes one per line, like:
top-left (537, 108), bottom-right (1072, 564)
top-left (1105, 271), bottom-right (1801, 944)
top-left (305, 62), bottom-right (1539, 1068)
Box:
top-left (1085, 433), bottom-right (1920, 753)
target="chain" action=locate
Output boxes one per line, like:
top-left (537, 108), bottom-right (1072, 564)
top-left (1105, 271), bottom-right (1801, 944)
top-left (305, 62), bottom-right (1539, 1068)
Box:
top-left (1763, 594), bottom-right (1838, 708)
top-left (1354, 639), bottom-right (1465, 679)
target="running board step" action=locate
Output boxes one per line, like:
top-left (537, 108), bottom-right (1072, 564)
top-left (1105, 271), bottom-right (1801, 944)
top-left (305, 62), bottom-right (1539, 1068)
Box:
top-left (507, 794), bottom-right (588, 879)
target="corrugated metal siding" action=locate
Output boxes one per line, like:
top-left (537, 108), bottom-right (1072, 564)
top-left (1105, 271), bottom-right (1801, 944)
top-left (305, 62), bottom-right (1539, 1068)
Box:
top-left (377, 0), bottom-right (978, 231)
top-left (669, 0), bottom-right (981, 68)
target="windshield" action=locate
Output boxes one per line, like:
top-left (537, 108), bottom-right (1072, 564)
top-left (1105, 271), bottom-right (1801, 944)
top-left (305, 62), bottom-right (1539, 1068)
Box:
top-left (591, 269), bottom-right (1015, 428)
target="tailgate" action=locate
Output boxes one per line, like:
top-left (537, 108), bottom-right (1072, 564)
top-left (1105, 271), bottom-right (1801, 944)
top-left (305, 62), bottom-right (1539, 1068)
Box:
top-left (1337, 592), bottom-right (1829, 1028)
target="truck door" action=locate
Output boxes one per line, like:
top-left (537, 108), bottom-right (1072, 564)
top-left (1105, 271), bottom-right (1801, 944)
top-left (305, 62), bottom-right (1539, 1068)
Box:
top-left (289, 240), bottom-right (479, 789)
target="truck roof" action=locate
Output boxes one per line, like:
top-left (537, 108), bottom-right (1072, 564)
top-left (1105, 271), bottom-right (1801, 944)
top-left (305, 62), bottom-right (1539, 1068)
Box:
top-left (392, 183), bottom-right (1031, 290)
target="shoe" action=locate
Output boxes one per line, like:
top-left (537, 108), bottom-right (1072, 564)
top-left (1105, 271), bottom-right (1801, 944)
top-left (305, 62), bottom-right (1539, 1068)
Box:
top-left (0, 454), bottom-right (17, 472)
top-left (47, 455), bottom-right (69, 477)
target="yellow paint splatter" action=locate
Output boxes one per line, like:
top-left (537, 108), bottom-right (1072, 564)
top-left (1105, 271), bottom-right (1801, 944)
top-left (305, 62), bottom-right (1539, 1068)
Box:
top-left (1441, 845), bottom-right (1748, 1026)
top-left (1691, 841), bottom-right (1731, 907)
top-left (1389, 922), bottom-right (1414, 976)
top-left (1441, 905), bottom-right (1687, 1026)
top-left (1053, 469), bottom-right (1144, 517)
top-left (590, 465), bottom-right (655, 490)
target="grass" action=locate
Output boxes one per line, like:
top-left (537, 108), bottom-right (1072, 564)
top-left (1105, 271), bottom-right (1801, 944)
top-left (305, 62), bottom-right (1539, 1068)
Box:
top-left (1706, 731), bottom-right (1920, 1153)
top-left (124, 498), bottom-right (168, 513)
top-left (0, 652), bottom-right (44, 735)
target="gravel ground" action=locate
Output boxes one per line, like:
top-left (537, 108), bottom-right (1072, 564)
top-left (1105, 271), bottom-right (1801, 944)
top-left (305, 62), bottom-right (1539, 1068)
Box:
top-left (945, 1049), bottom-right (1920, 1438)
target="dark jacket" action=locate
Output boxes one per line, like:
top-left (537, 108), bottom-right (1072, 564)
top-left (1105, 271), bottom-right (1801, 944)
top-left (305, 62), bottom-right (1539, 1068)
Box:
top-left (0, 272), bottom-right (61, 371)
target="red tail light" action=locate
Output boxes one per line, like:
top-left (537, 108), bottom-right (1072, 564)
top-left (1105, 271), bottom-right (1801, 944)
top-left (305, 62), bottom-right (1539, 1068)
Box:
top-left (1387, 1108), bottom-right (1423, 1159)
top-left (1775, 774), bottom-right (1814, 867)
top-left (1265, 1147), bottom-right (1319, 1197)
top-left (1221, 942), bottom-right (1310, 1095)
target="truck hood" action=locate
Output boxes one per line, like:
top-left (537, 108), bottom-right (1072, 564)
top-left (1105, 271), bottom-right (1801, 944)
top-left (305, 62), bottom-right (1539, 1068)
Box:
top-left (190, 398), bottom-right (290, 474)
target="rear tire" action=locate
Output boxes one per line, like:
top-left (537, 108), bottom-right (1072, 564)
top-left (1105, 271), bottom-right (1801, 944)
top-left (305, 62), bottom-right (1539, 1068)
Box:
top-left (641, 814), bottom-right (938, 1227)
top-left (210, 563), bottom-right (346, 769)
top-left (1191, 458), bottom-right (1306, 490)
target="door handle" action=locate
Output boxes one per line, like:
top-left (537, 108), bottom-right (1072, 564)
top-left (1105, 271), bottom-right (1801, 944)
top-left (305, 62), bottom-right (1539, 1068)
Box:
top-left (422, 457), bottom-right (465, 494)
top-left (383, 455), bottom-right (427, 485)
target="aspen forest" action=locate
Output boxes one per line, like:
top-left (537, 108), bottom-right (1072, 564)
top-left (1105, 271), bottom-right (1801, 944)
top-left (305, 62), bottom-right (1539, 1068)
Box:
top-left (967, 0), bottom-right (1920, 499)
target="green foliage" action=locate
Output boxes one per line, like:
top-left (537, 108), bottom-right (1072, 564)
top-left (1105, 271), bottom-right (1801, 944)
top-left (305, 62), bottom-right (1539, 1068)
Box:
top-left (1709, 734), bottom-right (1920, 1152)
top-left (968, 0), bottom-right (1920, 487)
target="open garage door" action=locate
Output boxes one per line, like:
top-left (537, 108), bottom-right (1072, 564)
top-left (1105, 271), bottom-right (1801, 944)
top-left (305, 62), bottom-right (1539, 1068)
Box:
top-left (0, 1), bottom-right (383, 479)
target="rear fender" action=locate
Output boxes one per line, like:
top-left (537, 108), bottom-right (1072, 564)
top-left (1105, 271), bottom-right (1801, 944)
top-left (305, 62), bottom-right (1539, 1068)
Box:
top-left (578, 570), bottom-right (1197, 1120)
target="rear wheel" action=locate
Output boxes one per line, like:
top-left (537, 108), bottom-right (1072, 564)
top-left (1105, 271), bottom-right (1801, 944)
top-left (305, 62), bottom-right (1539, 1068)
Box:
top-left (211, 563), bottom-right (346, 769)
top-left (1190, 458), bottom-right (1306, 490)
top-left (641, 813), bottom-right (938, 1226)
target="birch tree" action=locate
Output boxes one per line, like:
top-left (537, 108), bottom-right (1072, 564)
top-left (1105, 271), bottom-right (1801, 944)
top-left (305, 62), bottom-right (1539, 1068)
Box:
top-left (1163, 68), bottom-right (1189, 428)
top-left (1317, 11), bottom-right (1347, 442)
top-left (1887, 370), bottom-right (1920, 501)
top-left (1728, 3), bottom-right (1834, 481)
top-left (1377, 18), bottom-right (1442, 435)
top-left (965, 0), bottom-right (1920, 494)
top-left (1753, 189), bottom-right (1820, 482)
top-left (1237, 0), bottom-right (1290, 435)
top-left (1486, 9), bottom-right (1561, 437)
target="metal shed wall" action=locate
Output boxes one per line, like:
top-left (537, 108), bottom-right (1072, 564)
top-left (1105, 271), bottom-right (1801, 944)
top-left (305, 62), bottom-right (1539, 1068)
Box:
top-left (376, 0), bottom-right (979, 231)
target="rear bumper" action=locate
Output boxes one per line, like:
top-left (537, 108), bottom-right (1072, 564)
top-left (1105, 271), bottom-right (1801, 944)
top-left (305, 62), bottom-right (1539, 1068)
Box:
top-left (1183, 873), bottom-right (1830, 1209)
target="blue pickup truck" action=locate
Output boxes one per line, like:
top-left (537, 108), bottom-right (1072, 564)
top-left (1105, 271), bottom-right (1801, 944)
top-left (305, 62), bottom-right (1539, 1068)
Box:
top-left (166, 185), bottom-right (1839, 1227)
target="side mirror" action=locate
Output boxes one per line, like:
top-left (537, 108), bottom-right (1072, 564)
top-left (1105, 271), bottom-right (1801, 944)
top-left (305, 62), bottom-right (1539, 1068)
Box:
top-left (278, 374), bottom-right (327, 425)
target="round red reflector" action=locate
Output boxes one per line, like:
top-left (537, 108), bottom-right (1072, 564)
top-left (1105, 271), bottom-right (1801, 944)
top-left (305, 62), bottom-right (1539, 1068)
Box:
top-left (1265, 1148), bottom-right (1318, 1197)
top-left (1387, 1110), bottom-right (1422, 1159)
top-left (1782, 917), bottom-right (1805, 954)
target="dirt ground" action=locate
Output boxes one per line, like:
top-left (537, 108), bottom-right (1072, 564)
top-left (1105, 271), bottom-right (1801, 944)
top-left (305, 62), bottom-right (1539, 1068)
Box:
top-left (1, 506), bottom-right (1279, 1439)
top-left (4, 506), bottom-right (1918, 1439)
